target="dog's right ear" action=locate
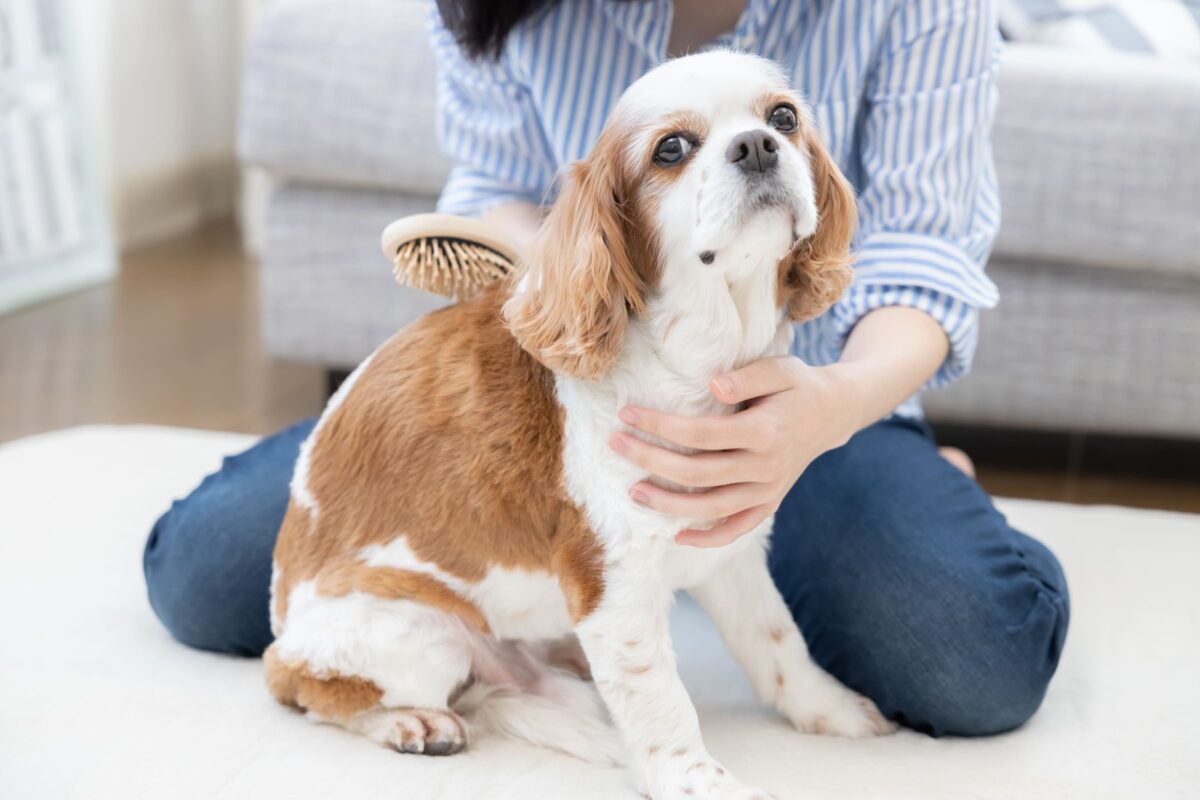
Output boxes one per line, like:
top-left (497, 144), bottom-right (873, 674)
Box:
top-left (503, 134), bottom-right (646, 380)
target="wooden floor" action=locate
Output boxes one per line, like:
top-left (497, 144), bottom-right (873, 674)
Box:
top-left (0, 221), bottom-right (325, 442)
top-left (2, 219), bottom-right (1197, 512)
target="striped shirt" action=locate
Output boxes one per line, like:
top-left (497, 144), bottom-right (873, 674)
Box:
top-left (427, 0), bottom-right (1002, 414)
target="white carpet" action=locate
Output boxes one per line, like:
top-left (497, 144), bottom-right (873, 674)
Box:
top-left (0, 426), bottom-right (1196, 799)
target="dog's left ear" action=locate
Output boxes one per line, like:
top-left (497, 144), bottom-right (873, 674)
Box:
top-left (504, 132), bottom-right (645, 380)
top-left (778, 130), bottom-right (857, 322)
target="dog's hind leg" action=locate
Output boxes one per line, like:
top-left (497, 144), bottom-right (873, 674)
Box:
top-left (266, 577), bottom-right (477, 755)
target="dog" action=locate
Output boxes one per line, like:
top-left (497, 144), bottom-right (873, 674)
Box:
top-left (264, 50), bottom-right (893, 800)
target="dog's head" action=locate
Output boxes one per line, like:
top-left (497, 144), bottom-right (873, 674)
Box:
top-left (504, 51), bottom-right (856, 379)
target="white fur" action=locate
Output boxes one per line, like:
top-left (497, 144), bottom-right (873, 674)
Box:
top-left (274, 583), bottom-right (474, 710)
top-left (276, 53), bottom-right (890, 800)
top-left (456, 675), bottom-right (625, 765)
top-left (268, 565), bottom-right (282, 636)
top-left (363, 537), bottom-right (573, 639)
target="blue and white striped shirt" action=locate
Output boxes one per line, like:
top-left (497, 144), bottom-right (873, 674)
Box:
top-left (428, 0), bottom-right (1002, 413)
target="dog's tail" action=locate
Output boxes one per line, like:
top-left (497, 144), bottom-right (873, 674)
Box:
top-left (453, 669), bottom-right (625, 766)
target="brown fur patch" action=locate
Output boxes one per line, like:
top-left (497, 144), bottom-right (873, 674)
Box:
top-left (264, 645), bottom-right (383, 723)
top-left (272, 284), bottom-right (607, 640)
top-left (503, 122), bottom-right (662, 380)
top-left (777, 124), bottom-right (857, 322)
top-left (317, 562), bottom-right (491, 633)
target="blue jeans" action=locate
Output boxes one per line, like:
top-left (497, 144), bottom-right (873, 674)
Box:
top-left (143, 416), bottom-right (1068, 737)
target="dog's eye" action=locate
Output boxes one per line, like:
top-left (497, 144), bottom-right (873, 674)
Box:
top-left (653, 134), bottom-right (693, 166)
top-left (768, 104), bottom-right (798, 133)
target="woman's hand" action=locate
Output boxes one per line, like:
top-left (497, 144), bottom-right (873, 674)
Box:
top-left (607, 355), bottom-right (862, 548)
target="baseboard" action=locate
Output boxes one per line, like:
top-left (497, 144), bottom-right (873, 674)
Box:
top-left (116, 159), bottom-right (239, 251)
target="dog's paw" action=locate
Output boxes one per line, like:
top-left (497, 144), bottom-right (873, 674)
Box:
top-left (354, 707), bottom-right (469, 755)
top-left (651, 754), bottom-right (776, 800)
top-left (782, 682), bottom-right (896, 738)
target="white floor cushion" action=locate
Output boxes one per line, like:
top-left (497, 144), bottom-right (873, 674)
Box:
top-left (0, 426), bottom-right (1196, 799)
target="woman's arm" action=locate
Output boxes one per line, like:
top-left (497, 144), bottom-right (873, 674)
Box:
top-left (608, 307), bottom-right (947, 547)
top-left (834, 306), bottom-right (949, 433)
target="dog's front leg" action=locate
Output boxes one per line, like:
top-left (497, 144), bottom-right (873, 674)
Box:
top-left (689, 539), bottom-right (895, 738)
top-left (576, 557), bottom-right (772, 800)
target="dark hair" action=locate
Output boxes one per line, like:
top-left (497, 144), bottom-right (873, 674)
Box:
top-left (436, 0), bottom-right (556, 60)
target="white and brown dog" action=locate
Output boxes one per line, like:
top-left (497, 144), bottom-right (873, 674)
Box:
top-left (265, 51), bottom-right (893, 800)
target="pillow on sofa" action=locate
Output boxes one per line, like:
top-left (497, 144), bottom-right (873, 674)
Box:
top-left (999, 0), bottom-right (1200, 61)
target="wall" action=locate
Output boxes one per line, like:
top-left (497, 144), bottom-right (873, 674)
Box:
top-left (75, 0), bottom-right (242, 250)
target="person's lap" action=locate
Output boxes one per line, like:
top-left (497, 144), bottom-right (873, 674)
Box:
top-left (143, 415), bottom-right (1069, 736)
top-left (769, 416), bottom-right (1068, 736)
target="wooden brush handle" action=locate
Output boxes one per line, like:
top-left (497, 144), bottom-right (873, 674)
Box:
top-left (381, 213), bottom-right (522, 266)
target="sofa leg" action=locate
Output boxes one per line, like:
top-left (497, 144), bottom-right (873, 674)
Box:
top-left (326, 369), bottom-right (352, 399)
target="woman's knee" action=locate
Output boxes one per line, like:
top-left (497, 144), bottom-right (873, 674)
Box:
top-left (773, 492), bottom-right (1070, 737)
top-left (883, 581), bottom-right (1068, 736)
top-left (144, 498), bottom-right (255, 654)
top-left (143, 478), bottom-right (276, 656)
top-left (143, 419), bottom-right (315, 656)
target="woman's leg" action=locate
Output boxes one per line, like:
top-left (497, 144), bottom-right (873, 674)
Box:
top-left (143, 418), bottom-right (317, 656)
top-left (769, 417), bottom-right (1070, 737)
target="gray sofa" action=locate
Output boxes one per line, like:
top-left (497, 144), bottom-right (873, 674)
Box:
top-left (239, 0), bottom-right (1200, 439)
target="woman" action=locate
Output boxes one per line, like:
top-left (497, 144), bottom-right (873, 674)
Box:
top-left (144, 0), bottom-right (1069, 738)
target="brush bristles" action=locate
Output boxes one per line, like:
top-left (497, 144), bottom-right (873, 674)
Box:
top-left (391, 237), bottom-right (514, 300)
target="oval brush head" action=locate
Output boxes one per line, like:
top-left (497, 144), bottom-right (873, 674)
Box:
top-left (381, 213), bottom-right (521, 300)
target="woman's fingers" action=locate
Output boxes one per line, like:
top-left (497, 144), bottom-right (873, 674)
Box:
top-left (617, 406), bottom-right (755, 451)
top-left (608, 432), bottom-right (755, 487)
top-left (710, 356), bottom-right (800, 405)
top-left (629, 480), bottom-right (769, 520)
top-left (675, 504), bottom-right (775, 548)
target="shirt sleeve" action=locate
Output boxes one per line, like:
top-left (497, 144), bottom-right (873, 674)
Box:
top-left (426, 3), bottom-right (557, 217)
top-left (831, 0), bottom-right (1003, 388)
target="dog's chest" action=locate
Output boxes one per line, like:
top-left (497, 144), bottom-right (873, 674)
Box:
top-left (658, 533), bottom-right (761, 589)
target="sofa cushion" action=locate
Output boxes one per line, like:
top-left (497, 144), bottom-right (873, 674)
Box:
top-left (259, 183), bottom-right (449, 367)
top-left (1, 425), bottom-right (1198, 797)
top-left (999, 0), bottom-right (1200, 61)
top-left (993, 44), bottom-right (1200, 279)
top-left (239, 0), bottom-right (453, 197)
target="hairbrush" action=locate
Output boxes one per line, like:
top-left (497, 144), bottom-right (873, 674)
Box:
top-left (381, 213), bottom-right (521, 300)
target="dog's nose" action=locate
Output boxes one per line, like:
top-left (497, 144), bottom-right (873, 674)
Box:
top-left (726, 130), bottom-right (779, 174)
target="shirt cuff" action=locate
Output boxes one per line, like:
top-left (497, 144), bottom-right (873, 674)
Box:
top-left (851, 231), bottom-right (999, 309)
top-left (436, 167), bottom-right (544, 218)
top-left (829, 283), bottom-right (981, 390)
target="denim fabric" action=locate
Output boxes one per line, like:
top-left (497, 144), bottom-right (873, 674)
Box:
top-left (143, 416), bottom-right (1068, 736)
top-left (769, 417), bottom-right (1069, 736)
